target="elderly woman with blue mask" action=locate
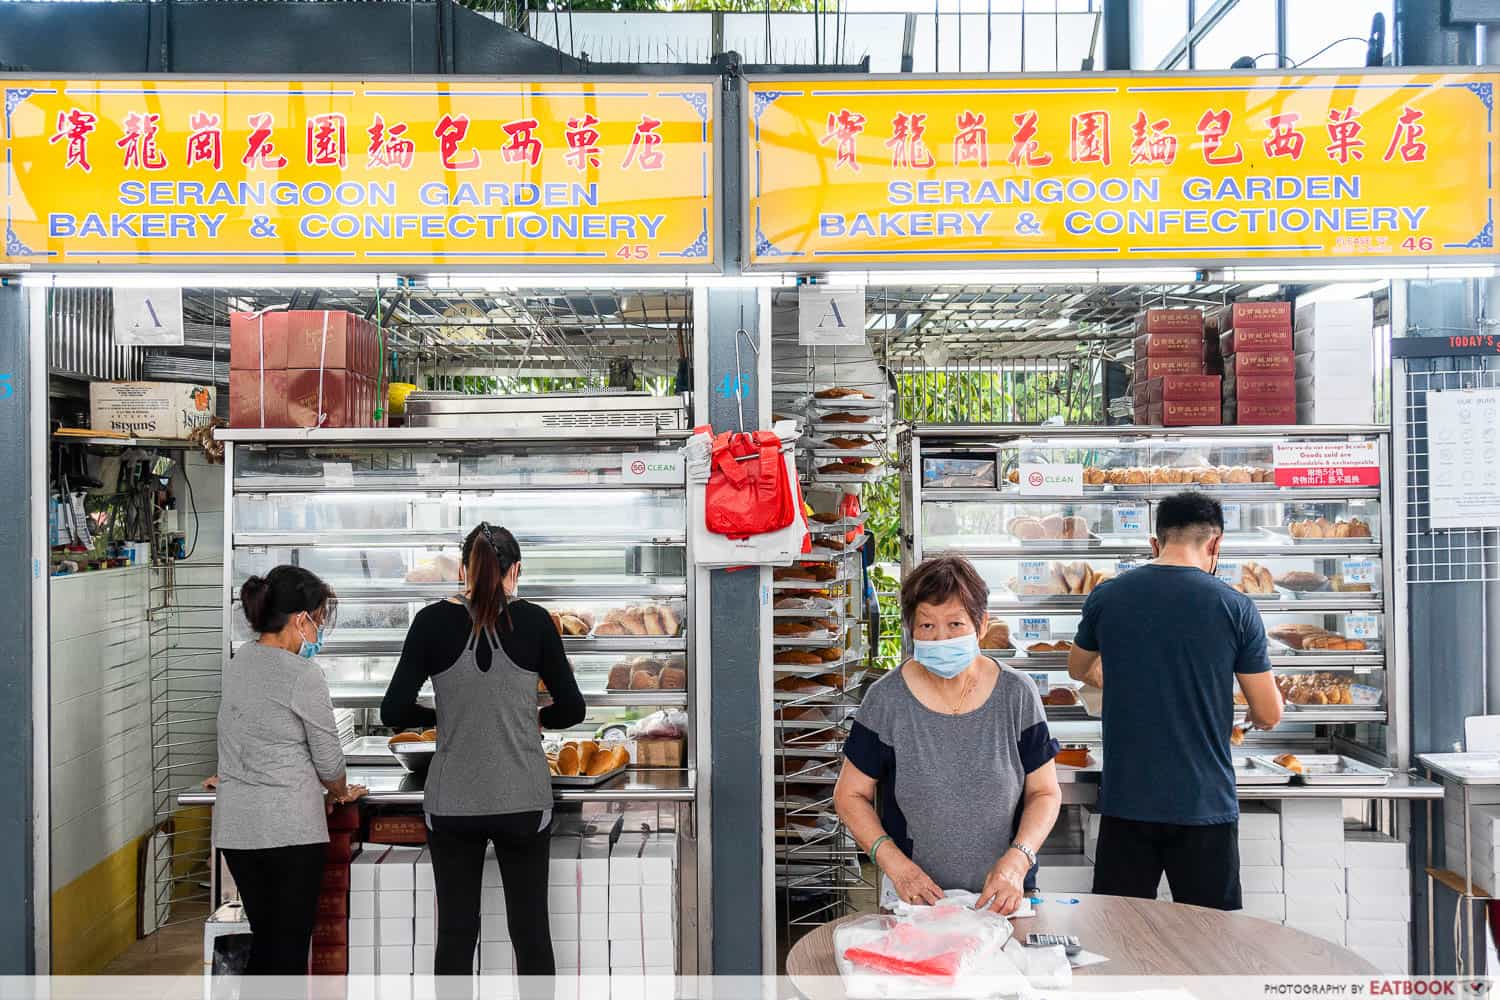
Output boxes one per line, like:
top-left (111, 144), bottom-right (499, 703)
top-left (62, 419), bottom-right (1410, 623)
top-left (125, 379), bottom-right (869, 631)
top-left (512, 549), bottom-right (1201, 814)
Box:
top-left (834, 553), bottom-right (1062, 914)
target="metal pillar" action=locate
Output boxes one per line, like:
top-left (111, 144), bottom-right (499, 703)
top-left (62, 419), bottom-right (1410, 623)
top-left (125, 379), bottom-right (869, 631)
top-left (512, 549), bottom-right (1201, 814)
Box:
top-left (0, 284), bottom-right (37, 973)
top-left (1101, 0), bottom-right (1131, 70)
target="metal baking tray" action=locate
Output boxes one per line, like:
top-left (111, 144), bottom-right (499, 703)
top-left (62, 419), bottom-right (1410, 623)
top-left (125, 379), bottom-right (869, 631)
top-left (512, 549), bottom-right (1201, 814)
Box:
top-left (773, 574), bottom-right (849, 591)
top-left (1015, 533), bottom-right (1103, 549)
top-left (812, 446), bottom-right (884, 460)
top-left (1267, 636), bottom-right (1379, 656)
top-left (1274, 582), bottom-right (1333, 600)
top-left (1262, 753), bottom-right (1391, 785)
top-left (773, 632), bottom-right (843, 649)
top-left (1233, 756), bottom-right (1297, 785)
top-left (810, 394), bottom-right (882, 410)
top-left (1259, 525), bottom-right (1379, 545)
top-left (550, 762), bottom-right (629, 787)
top-left (1020, 647), bottom-right (1075, 663)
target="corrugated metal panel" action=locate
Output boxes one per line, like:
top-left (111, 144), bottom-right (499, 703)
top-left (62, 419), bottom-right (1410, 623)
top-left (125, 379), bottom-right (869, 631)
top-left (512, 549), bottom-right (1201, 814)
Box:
top-left (46, 288), bottom-right (141, 382)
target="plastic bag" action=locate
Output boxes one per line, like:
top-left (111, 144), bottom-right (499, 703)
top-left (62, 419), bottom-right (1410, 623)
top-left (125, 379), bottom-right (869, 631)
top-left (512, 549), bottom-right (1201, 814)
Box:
top-left (835, 907), bottom-right (1024, 998)
top-left (633, 709), bottom-right (687, 739)
top-left (705, 429), bottom-right (796, 539)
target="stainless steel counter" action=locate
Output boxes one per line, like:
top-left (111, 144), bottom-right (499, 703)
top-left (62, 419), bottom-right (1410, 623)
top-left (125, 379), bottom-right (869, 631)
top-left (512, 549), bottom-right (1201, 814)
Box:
top-left (178, 766), bottom-right (696, 807)
top-left (1055, 762), bottom-right (1440, 801)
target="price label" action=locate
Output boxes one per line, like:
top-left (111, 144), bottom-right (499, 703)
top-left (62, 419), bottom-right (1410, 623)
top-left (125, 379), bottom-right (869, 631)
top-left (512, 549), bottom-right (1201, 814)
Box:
top-left (323, 462), bottom-right (355, 487)
top-left (1115, 503), bottom-right (1146, 536)
top-left (1222, 503), bottom-right (1242, 532)
top-left (1216, 560), bottom-right (1240, 585)
top-left (1117, 559), bottom-right (1141, 574)
top-left (1341, 559), bottom-right (1377, 586)
top-left (1346, 613), bottom-right (1379, 640)
top-left (1020, 617), bottom-right (1051, 642)
top-left (1020, 561), bottom-right (1048, 585)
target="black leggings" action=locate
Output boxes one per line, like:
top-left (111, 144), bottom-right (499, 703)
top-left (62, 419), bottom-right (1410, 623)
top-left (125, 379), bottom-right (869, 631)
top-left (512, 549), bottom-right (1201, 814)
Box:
top-left (221, 843), bottom-right (326, 975)
top-left (426, 810), bottom-right (553, 978)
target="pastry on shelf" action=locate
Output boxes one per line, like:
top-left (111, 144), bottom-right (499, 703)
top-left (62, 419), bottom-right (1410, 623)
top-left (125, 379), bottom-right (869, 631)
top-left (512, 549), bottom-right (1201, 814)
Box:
top-left (822, 412), bottom-right (872, 424)
top-left (1274, 570), bottom-right (1330, 593)
top-left (1273, 753), bottom-right (1305, 774)
top-left (405, 554), bottom-right (460, 584)
top-left (775, 649), bottom-right (824, 666)
top-left (826, 437), bottom-right (872, 450)
top-left (1042, 688), bottom-right (1079, 706)
top-left (980, 622), bottom-right (1012, 650)
top-left (815, 387), bottom-right (874, 400)
top-left (1230, 562), bottom-right (1275, 595)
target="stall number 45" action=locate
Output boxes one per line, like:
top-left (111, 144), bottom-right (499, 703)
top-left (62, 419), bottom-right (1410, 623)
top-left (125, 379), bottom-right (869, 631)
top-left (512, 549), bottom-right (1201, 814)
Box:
top-left (0, 374), bottom-right (12, 400)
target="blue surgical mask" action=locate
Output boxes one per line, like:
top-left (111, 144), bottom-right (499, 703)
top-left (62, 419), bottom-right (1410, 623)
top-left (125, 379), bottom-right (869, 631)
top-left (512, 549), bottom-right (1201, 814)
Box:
top-left (913, 633), bottom-right (980, 678)
top-left (297, 616), bottom-right (324, 660)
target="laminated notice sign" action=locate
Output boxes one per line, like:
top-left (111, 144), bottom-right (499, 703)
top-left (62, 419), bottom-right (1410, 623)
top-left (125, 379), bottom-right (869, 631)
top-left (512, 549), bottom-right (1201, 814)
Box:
top-left (1273, 441), bottom-right (1380, 488)
top-left (1427, 388), bottom-right (1500, 529)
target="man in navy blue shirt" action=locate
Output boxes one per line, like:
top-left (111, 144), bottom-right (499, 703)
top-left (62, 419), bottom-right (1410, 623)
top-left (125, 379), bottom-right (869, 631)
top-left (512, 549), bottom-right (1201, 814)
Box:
top-left (1068, 491), bottom-right (1282, 910)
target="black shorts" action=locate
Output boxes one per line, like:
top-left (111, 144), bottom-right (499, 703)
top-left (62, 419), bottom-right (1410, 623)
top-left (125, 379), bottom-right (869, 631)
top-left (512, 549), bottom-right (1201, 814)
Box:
top-left (1091, 815), bottom-right (1242, 911)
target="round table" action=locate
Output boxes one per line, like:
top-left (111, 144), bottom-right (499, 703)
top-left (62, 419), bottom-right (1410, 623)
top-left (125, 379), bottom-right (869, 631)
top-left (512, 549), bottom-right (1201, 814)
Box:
top-left (786, 894), bottom-right (1376, 994)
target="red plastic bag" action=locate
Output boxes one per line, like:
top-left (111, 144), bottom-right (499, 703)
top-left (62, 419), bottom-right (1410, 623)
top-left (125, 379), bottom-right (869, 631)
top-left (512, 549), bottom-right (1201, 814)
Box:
top-left (705, 430), bottom-right (795, 539)
top-left (842, 921), bottom-right (983, 981)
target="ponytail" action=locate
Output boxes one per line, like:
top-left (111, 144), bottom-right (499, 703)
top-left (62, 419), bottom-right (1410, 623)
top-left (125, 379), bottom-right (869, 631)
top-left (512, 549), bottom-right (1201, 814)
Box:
top-left (462, 522), bottom-right (521, 636)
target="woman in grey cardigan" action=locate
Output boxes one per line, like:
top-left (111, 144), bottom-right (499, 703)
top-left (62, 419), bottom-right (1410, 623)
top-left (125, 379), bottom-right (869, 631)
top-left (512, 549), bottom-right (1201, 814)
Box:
top-left (213, 565), bottom-right (364, 975)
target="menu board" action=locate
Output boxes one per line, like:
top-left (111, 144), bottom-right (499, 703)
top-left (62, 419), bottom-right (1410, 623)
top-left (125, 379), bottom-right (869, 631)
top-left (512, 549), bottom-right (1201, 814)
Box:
top-left (1427, 388), bottom-right (1500, 529)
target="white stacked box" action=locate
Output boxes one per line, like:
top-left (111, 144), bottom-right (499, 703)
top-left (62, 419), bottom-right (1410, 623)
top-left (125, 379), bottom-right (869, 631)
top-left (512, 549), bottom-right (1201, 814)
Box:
top-left (1036, 855), bottom-right (1093, 893)
top-left (1293, 299), bottom-right (1375, 424)
top-left (551, 835), bottom-right (609, 975)
top-left (1280, 801), bottom-right (1346, 944)
top-left (1441, 784), bottom-right (1500, 896)
top-left (376, 846), bottom-right (420, 975)
top-left (1239, 802), bottom-right (1283, 920)
top-left (1080, 806), bottom-right (1100, 864)
top-left (349, 846), bottom-right (387, 975)
top-left (1344, 827), bottom-right (1411, 972)
top-left (609, 833), bottom-right (677, 975)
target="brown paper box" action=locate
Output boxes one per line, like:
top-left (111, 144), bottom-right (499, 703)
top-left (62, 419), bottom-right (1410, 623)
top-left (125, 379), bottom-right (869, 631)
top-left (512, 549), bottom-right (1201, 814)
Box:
top-left (229, 370), bottom-right (290, 428)
top-left (1148, 374), bottom-right (1222, 402)
top-left (286, 310), bottom-right (361, 370)
top-left (229, 312), bottom-right (288, 371)
top-left (1221, 327), bottom-right (1294, 354)
top-left (1228, 351), bottom-right (1295, 377)
top-left (1137, 308), bottom-right (1205, 335)
top-left (1160, 399), bottom-right (1222, 426)
top-left (1134, 331), bottom-right (1203, 357)
top-left (1223, 374), bottom-right (1296, 401)
top-left (1228, 400), bottom-right (1298, 425)
top-left (1138, 356), bottom-right (1205, 379)
top-left (286, 369), bottom-right (357, 428)
top-left (1223, 301), bottom-right (1293, 332)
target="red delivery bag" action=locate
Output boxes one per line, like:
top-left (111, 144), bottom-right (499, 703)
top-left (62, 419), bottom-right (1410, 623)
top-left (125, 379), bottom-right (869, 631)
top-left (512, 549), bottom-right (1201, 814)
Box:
top-left (705, 430), bottom-right (796, 539)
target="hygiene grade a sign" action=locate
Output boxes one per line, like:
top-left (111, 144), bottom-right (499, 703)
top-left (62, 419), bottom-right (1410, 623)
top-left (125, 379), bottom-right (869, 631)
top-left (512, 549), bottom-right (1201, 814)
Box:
top-left (744, 71), bottom-right (1499, 268)
top-left (1, 78), bottom-right (717, 267)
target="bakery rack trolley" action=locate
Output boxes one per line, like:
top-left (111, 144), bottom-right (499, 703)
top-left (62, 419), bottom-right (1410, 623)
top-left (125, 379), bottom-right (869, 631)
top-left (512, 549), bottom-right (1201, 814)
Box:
top-left (214, 412), bottom-right (707, 971)
top-left (1415, 753), bottom-right (1500, 976)
top-left (770, 315), bottom-right (890, 935)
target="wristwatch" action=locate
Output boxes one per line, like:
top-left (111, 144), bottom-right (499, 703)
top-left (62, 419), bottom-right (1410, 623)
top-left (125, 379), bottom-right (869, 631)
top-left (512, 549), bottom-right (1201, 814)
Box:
top-left (1009, 842), bottom-right (1037, 866)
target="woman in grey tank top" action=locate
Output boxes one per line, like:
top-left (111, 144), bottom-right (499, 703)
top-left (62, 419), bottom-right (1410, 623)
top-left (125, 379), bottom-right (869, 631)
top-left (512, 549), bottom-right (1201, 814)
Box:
top-left (381, 523), bottom-right (586, 981)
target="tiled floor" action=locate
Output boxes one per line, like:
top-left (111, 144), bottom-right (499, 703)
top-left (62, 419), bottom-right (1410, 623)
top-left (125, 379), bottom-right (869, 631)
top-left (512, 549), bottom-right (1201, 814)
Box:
top-left (98, 904), bottom-right (208, 976)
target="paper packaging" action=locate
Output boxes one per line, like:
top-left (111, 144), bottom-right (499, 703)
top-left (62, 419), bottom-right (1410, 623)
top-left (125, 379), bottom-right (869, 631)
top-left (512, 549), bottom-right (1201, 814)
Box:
top-left (480, 886), bottom-right (507, 915)
top-left (1282, 866), bottom-right (1345, 897)
top-left (480, 942), bottom-right (514, 972)
top-left (377, 945), bottom-right (414, 975)
top-left (580, 837), bottom-right (611, 886)
top-left (1350, 946), bottom-right (1410, 973)
top-left (1240, 866), bottom-right (1284, 893)
top-left (378, 916), bottom-right (414, 946)
top-left (1138, 356), bottom-right (1205, 379)
top-left (1138, 308), bottom-right (1204, 334)
top-left (414, 911), bottom-right (435, 946)
top-left (378, 847), bottom-right (421, 891)
top-left (285, 310), bottom-right (367, 372)
top-left (1227, 351), bottom-right (1295, 377)
top-left (1134, 331), bottom-right (1204, 357)
top-left (1297, 399), bottom-right (1375, 424)
top-left (348, 947), bottom-right (376, 975)
top-left (1239, 803), bottom-right (1282, 840)
top-left (285, 369), bottom-right (361, 429)
top-left (349, 918), bottom-right (376, 948)
top-left (1285, 919), bottom-right (1346, 945)
top-left (229, 370), bottom-right (289, 428)
top-left (90, 381), bottom-right (217, 438)
top-left (481, 912), bottom-right (514, 942)
top-left (611, 833), bottom-right (648, 886)
top-left (1223, 301), bottom-right (1293, 332)
top-left (1144, 374), bottom-right (1222, 402)
top-left (1223, 374), bottom-right (1296, 402)
top-left (1295, 351), bottom-right (1372, 381)
top-left (1346, 918), bottom-right (1410, 950)
top-left (229, 311), bottom-right (289, 370)
top-left (1345, 828), bottom-right (1409, 869)
top-left (351, 848), bottom-right (388, 891)
top-left (550, 835), bottom-right (581, 885)
top-left (611, 939), bottom-right (675, 971)
top-left (550, 884), bottom-right (608, 913)
top-left (1282, 840), bottom-right (1346, 869)
top-left (640, 838), bottom-right (677, 886)
top-left (350, 892), bottom-right (376, 919)
top-left (1240, 892), bottom-right (1285, 922)
top-left (1240, 839), bottom-right (1282, 867)
top-left (1293, 326), bottom-right (1373, 355)
top-left (1222, 328), bottom-right (1294, 354)
top-left (1295, 374), bottom-right (1374, 403)
top-left (608, 910), bottom-right (675, 941)
top-left (1297, 299), bottom-right (1374, 333)
top-left (1229, 400), bottom-right (1298, 425)
top-left (1151, 399), bottom-right (1221, 427)
top-left (1280, 798), bottom-right (1346, 829)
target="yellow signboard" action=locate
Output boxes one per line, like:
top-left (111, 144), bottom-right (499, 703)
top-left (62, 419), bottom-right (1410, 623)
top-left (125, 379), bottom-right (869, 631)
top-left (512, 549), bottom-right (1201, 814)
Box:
top-left (745, 72), bottom-right (1499, 268)
top-left (2, 78), bottom-right (716, 267)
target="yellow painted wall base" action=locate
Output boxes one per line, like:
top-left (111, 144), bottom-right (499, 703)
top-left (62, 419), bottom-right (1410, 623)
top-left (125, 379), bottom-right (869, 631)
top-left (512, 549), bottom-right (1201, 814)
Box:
top-left (50, 836), bottom-right (144, 974)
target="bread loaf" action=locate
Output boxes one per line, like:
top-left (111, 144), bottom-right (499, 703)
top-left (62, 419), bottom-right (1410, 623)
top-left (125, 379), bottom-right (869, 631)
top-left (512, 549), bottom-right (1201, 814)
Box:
top-left (585, 745), bottom-right (630, 777)
top-left (775, 650), bottom-right (823, 666)
top-left (658, 667), bottom-right (686, 690)
top-left (607, 664), bottom-right (632, 690)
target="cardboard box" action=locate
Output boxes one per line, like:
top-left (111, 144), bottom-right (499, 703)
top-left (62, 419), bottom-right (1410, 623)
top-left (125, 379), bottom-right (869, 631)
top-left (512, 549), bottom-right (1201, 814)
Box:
top-left (551, 836), bottom-right (581, 885)
top-left (481, 912), bottom-right (514, 942)
top-left (1294, 326), bottom-right (1372, 355)
top-left (1297, 399), bottom-right (1374, 424)
top-left (1224, 301), bottom-right (1293, 332)
top-left (1295, 373), bottom-right (1374, 403)
top-left (1280, 800), bottom-right (1345, 835)
top-left (608, 910), bottom-right (675, 941)
top-left (1295, 351), bottom-right (1372, 381)
top-left (416, 891), bottom-right (435, 918)
top-left (1282, 840), bottom-right (1346, 869)
top-left (640, 883), bottom-right (675, 915)
top-left (1240, 892), bottom-right (1285, 922)
top-left (285, 368), bottom-right (360, 429)
top-left (348, 947), bottom-right (376, 975)
top-left (369, 814), bottom-right (427, 845)
top-left (377, 916), bottom-right (413, 946)
top-left (1239, 804), bottom-right (1282, 840)
top-left (1297, 299), bottom-right (1374, 333)
top-left (640, 838), bottom-right (677, 887)
top-left (480, 942), bottom-right (514, 972)
top-left (551, 884), bottom-right (608, 913)
top-left (1223, 374), bottom-right (1296, 402)
top-left (377, 847), bottom-right (420, 890)
top-left (1347, 885), bottom-right (1413, 915)
top-left (1345, 918), bottom-right (1410, 950)
top-left (1229, 400), bottom-right (1298, 425)
top-left (348, 918), bottom-right (376, 948)
top-left (1240, 866), bottom-right (1284, 893)
top-left (378, 891), bottom-right (414, 919)
top-left (1285, 919), bottom-right (1345, 945)
top-left (230, 311), bottom-right (289, 370)
top-left (414, 911), bottom-right (435, 947)
top-left (315, 891), bottom-right (348, 920)
top-left (1227, 351), bottom-right (1295, 377)
top-left (1349, 945), bottom-right (1410, 973)
top-left (1157, 399), bottom-right (1222, 426)
top-left (285, 310), bottom-right (363, 372)
top-left (1347, 864), bottom-right (1411, 899)
top-left (1144, 374), bottom-right (1222, 402)
top-left (350, 891), bottom-right (375, 919)
top-left (581, 837), bottom-right (611, 886)
top-left (611, 834), bottom-right (649, 886)
top-left (1345, 828), bottom-right (1408, 869)
top-left (91, 381), bottom-right (217, 439)
top-left (1138, 356), bottom-right (1205, 380)
top-left (1036, 855), bottom-right (1093, 893)
top-left (1138, 308), bottom-right (1205, 335)
top-left (229, 370), bottom-right (290, 428)
top-left (377, 945), bottom-right (414, 975)
top-left (1285, 894), bottom-right (1348, 926)
top-left (1222, 328), bottom-right (1294, 354)
top-left (1134, 331), bottom-right (1204, 357)
top-left (1283, 866), bottom-right (1346, 897)
top-left (312, 916), bottom-right (348, 948)
top-left (1240, 840), bottom-right (1282, 867)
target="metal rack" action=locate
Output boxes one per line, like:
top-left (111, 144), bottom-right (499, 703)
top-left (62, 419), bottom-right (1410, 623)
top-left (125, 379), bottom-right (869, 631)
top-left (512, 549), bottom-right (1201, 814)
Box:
top-left (901, 423), bottom-right (1402, 767)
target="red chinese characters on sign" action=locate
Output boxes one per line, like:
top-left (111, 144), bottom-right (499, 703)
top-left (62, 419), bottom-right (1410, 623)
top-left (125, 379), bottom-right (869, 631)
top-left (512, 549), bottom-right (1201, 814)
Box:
top-left (434, 114), bottom-right (480, 171)
top-left (1069, 111), bottom-right (1110, 165)
top-left (886, 112), bottom-right (935, 169)
top-left (1263, 112), bottom-right (1305, 160)
top-left (1326, 107), bottom-right (1365, 164)
top-left (821, 109), bottom-right (866, 171)
top-left (117, 112), bottom-right (167, 170)
top-left (242, 113), bottom-right (288, 169)
top-left (50, 109), bottom-right (97, 172)
top-left (1383, 105), bottom-right (1427, 163)
top-left (953, 111), bottom-right (989, 167)
top-left (306, 113), bottom-right (348, 168)
top-left (1007, 111), bottom-right (1052, 167)
top-left (186, 112), bottom-right (223, 170)
top-left (501, 118), bottom-right (543, 167)
top-left (366, 115), bottom-right (414, 170)
top-left (1195, 109), bottom-right (1244, 165)
top-left (564, 114), bottom-right (602, 172)
top-left (1128, 112), bottom-right (1177, 166)
top-left (622, 115), bottom-right (665, 171)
